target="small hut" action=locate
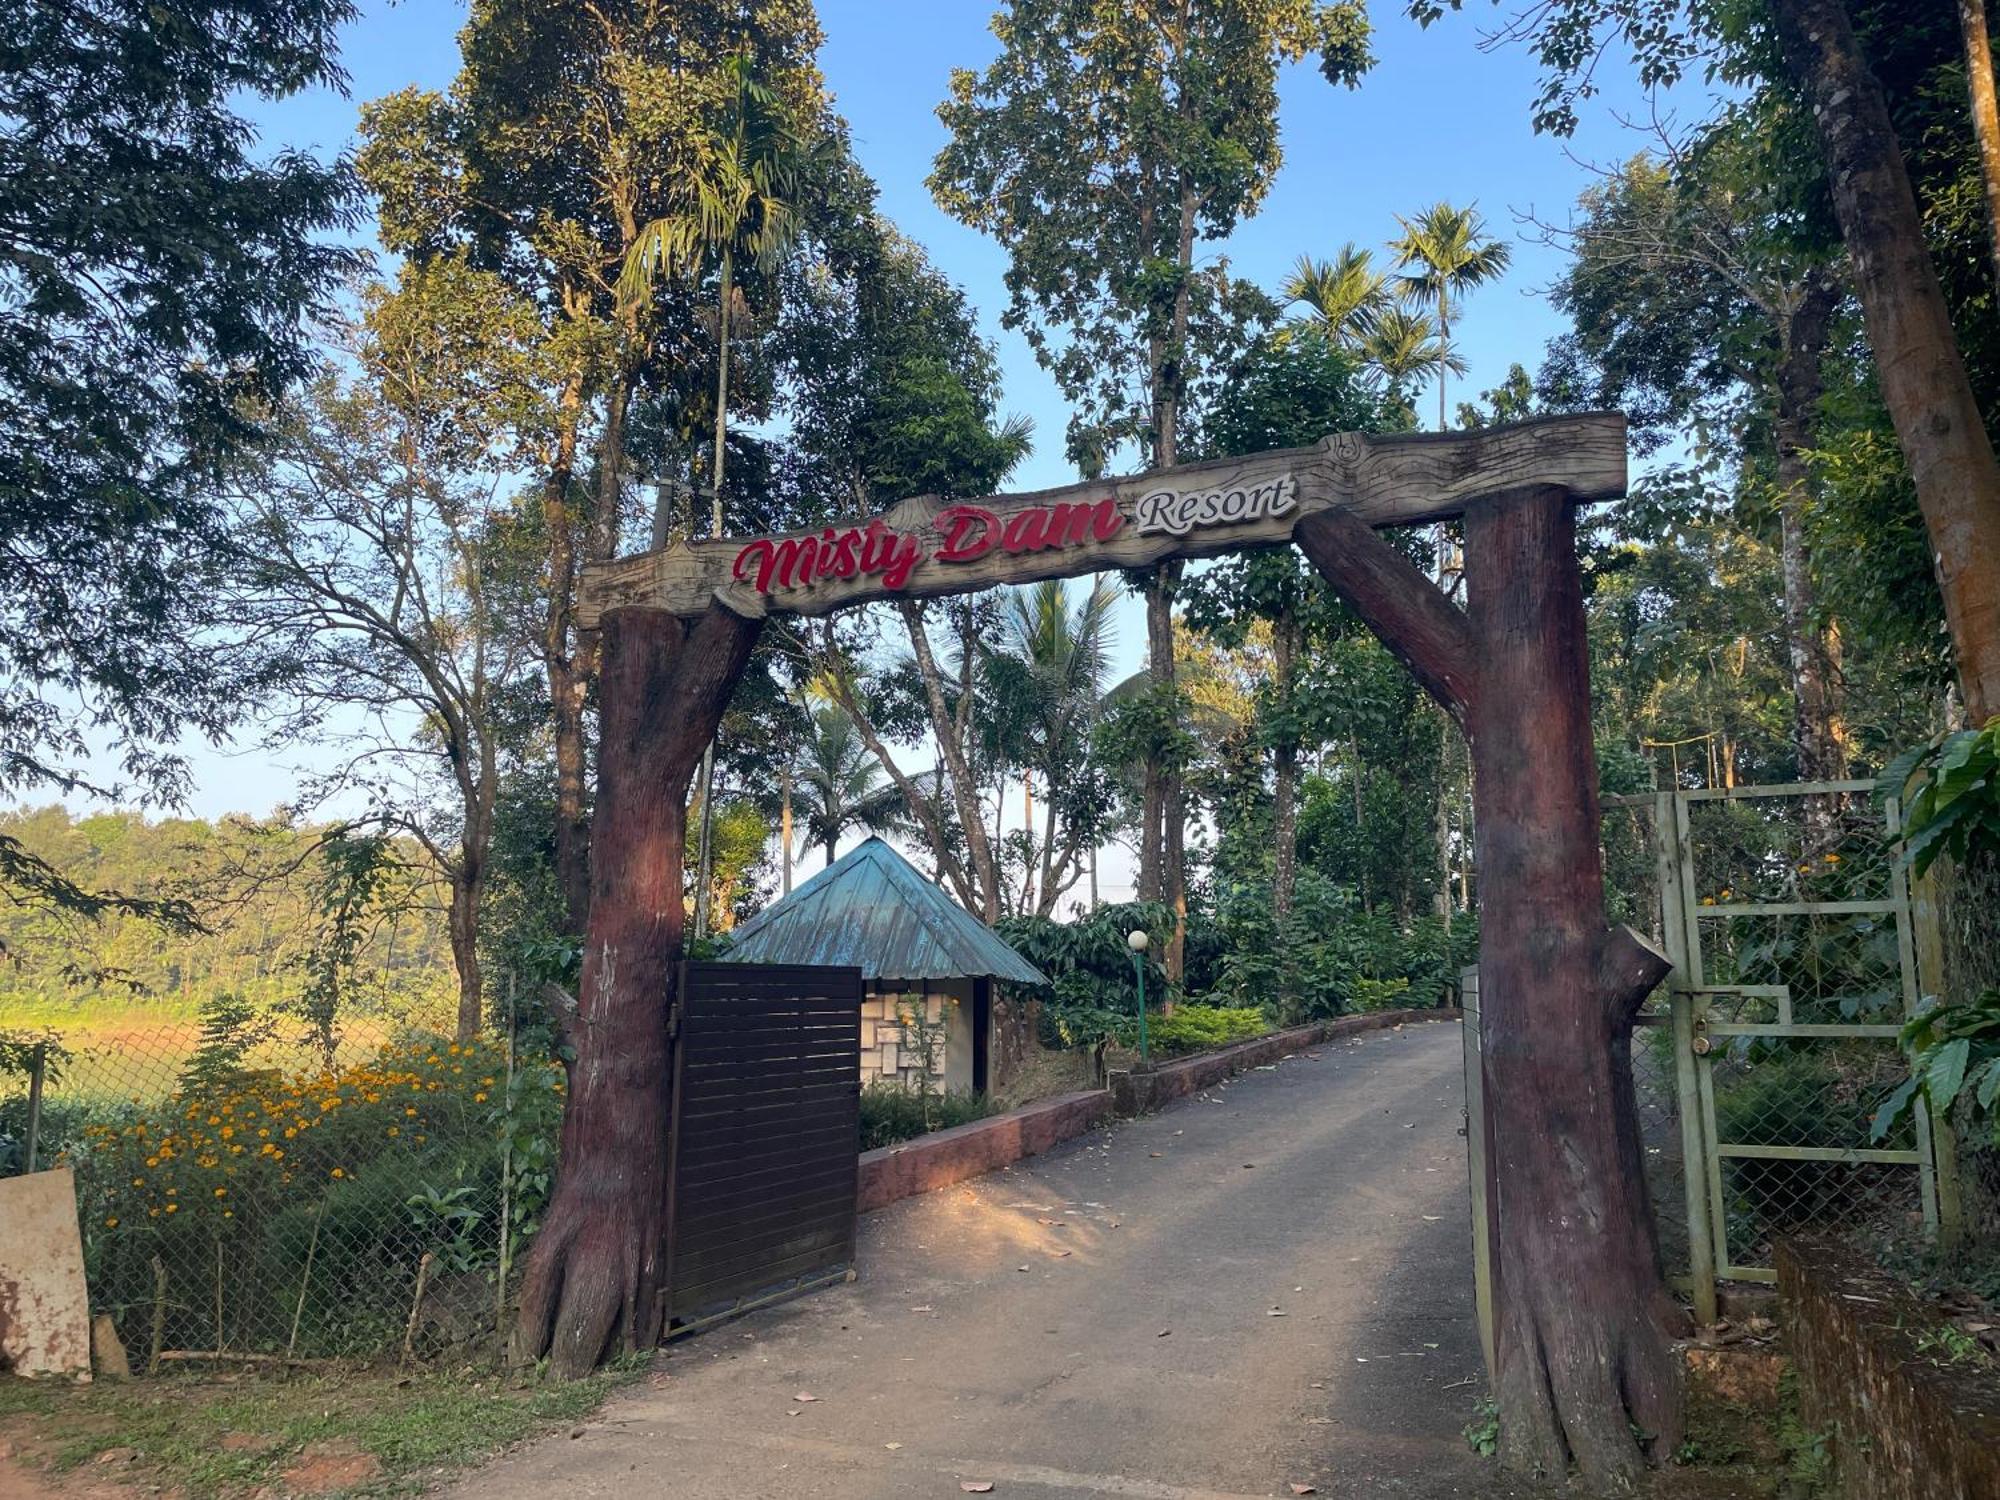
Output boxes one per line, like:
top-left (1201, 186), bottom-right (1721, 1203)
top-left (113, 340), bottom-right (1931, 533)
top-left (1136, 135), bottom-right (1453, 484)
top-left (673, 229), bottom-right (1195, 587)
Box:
top-left (725, 837), bottom-right (1047, 1095)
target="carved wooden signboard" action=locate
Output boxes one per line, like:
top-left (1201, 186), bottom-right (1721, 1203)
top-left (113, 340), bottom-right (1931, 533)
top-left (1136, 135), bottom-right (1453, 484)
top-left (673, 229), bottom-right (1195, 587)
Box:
top-left (578, 415), bottom-right (1627, 623)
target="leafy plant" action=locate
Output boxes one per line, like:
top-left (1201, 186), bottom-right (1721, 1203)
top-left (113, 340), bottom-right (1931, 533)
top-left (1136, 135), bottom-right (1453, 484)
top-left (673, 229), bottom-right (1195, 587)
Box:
top-left (0, 1028), bottom-right (69, 1085)
top-left (1913, 1322), bottom-right (1991, 1367)
top-left (858, 1084), bottom-right (994, 1151)
top-left (406, 1180), bottom-right (492, 1274)
top-left (1148, 1003), bottom-right (1269, 1056)
top-left (1872, 987), bottom-right (2000, 1148)
top-left (177, 992), bottom-right (276, 1094)
top-left (1881, 720), bottom-right (2000, 878)
top-left (997, 900), bottom-right (1174, 1055)
top-left (1463, 1400), bottom-right (1500, 1458)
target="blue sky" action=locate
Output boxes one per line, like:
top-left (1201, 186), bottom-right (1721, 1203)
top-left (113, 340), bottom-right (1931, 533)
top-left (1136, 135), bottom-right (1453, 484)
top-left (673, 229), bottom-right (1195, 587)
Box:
top-left (155, 0), bottom-right (1681, 871)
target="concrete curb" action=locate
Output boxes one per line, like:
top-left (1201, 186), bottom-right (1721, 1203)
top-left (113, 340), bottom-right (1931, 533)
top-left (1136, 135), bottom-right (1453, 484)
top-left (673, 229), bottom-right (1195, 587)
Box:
top-left (855, 1007), bottom-right (1460, 1215)
top-left (1107, 1006), bottom-right (1458, 1116)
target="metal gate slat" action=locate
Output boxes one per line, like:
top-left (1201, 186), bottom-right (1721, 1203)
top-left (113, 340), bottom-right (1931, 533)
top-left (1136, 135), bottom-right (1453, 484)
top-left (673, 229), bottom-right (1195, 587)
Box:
top-left (662, 960), bottom-right (862, 1328)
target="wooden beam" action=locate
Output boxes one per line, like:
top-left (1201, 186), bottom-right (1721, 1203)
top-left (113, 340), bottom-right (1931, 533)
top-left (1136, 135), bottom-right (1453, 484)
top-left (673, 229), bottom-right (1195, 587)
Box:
top-left (1294, 506), bottom-right (1478, 727)
top-left (578, 413), bottom-right (1627, 623)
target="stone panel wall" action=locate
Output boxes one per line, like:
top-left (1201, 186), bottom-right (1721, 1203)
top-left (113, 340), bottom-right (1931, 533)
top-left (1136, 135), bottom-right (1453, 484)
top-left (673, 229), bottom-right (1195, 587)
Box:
top-left (860, 980), bottom-right (975, 1091)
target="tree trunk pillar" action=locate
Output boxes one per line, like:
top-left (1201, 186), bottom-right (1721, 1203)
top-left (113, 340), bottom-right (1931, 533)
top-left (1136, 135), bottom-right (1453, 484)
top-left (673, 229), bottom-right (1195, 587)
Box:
top-left (1462, 487), bottom-right (1682, 1486)
top-left (1296, 489), bottom-right (1677, 1489)
top-left (511, 605), bottom-right (762, 1378)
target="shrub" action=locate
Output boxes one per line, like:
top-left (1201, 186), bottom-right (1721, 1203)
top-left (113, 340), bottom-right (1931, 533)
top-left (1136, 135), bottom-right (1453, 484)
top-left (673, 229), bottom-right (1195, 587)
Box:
top-left (996, 900), bottom-right (1175, 1053)
top-left (65, 1033), bottom-right (563, 1357)
top-left (1348, 976), bottom-right (1412, 1013)
top-left (858, 1083), bottom-right (995, 1151)
top-left (1211, 873), bottom-right (1472, 1021)
top-left (1147, 1003), bottom-right (1270, 1056)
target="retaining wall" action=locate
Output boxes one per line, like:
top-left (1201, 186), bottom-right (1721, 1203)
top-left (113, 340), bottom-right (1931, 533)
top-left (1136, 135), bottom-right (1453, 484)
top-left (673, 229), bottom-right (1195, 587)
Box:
top-left (1776, 1238), bottom-right (2000, 1500)
top-left (857, 1088), bottom-right (1112, 1212)
top-left (1107, 1007), bottom-right (1457, 1116)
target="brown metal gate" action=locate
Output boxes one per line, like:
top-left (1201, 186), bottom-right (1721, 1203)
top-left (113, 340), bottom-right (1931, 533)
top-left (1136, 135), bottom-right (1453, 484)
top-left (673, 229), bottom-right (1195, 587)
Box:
top-left (662, 960), bottom-right (863, 1332)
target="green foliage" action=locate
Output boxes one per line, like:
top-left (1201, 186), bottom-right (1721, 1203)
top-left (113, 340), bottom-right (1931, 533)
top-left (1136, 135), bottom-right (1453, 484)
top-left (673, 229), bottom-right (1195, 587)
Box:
top-left (857, 1083), bottom-right (995, 1151)
top-left (997, 901), bottom-right (1175, 1051)
top-left (930, 0), bottom-right (1369, 467)
top-left (1, 0), bottom-right (359, 939)
top-left (0, 807), bottom-right (453, 1021)
top-left (0, 1028), bottom-right (69, 1086)
top-left (1883, 721), bottom-right (2000, 880)
top-left (1873, 988), bottom-right (2000, 1150)
top-left (1463, 1400), bottom-right (1500, 1458)
top-left (1210, 872), bottom-right (1468, 1021)
top-left (287, 834), bottom-right (412, 1063)
top-left (177, 994), bottom-right (277, 1094)
top-left (1148, 1003), bottom-right (1270, 1056)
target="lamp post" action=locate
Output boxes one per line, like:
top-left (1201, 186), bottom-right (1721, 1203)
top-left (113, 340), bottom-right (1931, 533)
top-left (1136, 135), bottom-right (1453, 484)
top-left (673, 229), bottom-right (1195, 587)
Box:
top-left (1127, 929), bottom-right (1150, 1064)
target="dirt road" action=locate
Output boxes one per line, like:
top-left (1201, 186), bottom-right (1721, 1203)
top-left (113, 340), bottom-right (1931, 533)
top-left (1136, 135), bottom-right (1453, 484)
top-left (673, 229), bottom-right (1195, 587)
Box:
top-left (458, 1020), bottom-right (1515, 1499)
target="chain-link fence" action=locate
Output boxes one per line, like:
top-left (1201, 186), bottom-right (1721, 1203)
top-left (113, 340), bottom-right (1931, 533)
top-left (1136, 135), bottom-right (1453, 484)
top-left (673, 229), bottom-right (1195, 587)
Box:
top-left (1599, 787), bottom-right (1937, 1287)
top-left (0, 988), bottom-right (561, 1368)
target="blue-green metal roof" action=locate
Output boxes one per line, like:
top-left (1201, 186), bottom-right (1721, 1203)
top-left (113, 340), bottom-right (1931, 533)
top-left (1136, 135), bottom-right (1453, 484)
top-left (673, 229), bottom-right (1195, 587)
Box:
top-left (725, 837), bottom-right (1048, 986)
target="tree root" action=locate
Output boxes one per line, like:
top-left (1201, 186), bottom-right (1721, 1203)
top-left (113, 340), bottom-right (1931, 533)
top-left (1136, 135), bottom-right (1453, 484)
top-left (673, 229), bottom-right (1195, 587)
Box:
top-left (510, 1190), bottom-right (658, 1380)
top-left (1499, 1286), bottom-right (1684, 1491)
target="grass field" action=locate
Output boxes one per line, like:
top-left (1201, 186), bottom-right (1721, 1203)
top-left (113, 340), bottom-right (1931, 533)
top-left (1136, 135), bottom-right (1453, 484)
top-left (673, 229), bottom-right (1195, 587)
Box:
top-left (2, 993), bottom-right (457, 1105)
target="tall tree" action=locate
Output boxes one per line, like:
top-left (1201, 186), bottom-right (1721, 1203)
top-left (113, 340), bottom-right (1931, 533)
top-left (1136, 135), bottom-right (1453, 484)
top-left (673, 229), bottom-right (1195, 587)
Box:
top-left (621, 47), bottom-right (819, 940)
top-left (1539, 135), bottom-right (1850, 783)
top-left (931, 0), bottom-right (1374, 977)
top-left (359, 0), bottom-right (833, 933)
top-left (778, 217), bottom-right (1035, 920)
top-left (229, 260), bottom-right (550, 1039)
top-left (1958, 0), bottom-right (2000, 287)
top-left (1388, 201), bottom-right (1513, 429)
top-left (1422, 0), bottom-right (2000, 726)
top-left (1186, 329), bottom-right (1409, 935)
top-left (1, 0), bottom-right (358, 932)
top-left (989, 579), bottom-right (1119, 916)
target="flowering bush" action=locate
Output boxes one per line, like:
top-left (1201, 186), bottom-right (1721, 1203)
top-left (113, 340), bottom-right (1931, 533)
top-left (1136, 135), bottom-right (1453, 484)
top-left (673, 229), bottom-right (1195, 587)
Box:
top-left (70, 1034), bottom-right (562, 1359)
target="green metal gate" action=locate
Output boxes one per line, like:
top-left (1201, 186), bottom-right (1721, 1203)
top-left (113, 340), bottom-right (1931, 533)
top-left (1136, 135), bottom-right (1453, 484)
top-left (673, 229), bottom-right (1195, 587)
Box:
top-left (1466, 779), bottom-right (1955, 1355)
top-left (1620, 781), bottom-right (1952, 1307)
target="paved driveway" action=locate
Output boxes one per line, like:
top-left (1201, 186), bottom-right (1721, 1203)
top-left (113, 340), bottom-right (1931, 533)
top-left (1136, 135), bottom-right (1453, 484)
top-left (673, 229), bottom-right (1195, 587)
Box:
top-left (457, 1020), bottom-right (1514, 1499)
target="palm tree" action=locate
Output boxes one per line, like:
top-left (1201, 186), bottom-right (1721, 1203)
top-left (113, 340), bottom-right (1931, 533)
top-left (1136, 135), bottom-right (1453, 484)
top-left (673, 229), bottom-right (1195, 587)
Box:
top-left (619, 51), bottom-right (816, 940)
top-left (790, 702), bottom-right (907, 867)
top-left (989, 577), bottom-right (1117, 915)
top-left (1387, 202), bottom-right (1513, 429)
top-left (1359, 303), bottom-right (1465, 419)
top-left (1282, 244), bottom-right (1390, 347)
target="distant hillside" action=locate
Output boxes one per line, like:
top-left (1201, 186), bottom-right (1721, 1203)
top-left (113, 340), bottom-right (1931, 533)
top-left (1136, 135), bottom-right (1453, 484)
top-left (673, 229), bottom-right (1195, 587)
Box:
top-left (0, 806), bottom-right (453, 1021)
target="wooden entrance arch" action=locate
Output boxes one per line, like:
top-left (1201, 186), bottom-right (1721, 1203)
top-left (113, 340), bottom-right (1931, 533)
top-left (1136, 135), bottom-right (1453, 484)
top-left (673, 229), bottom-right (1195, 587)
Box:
top-left (514, 413), bottom-right (1680, 1484)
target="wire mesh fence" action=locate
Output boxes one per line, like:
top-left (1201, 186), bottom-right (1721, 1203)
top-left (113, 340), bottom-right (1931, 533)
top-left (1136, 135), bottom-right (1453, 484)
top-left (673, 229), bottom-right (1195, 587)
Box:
top-left (1600, 786), bottom-right (1940, 1286)
top-left (0, 987), bottom-right (561, 1368)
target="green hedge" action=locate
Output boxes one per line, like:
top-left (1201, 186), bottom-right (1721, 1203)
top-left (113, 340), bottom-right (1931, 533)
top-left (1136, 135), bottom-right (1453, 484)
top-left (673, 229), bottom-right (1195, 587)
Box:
top-left (858, 1083), bottom-right (995, 1151)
